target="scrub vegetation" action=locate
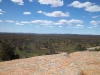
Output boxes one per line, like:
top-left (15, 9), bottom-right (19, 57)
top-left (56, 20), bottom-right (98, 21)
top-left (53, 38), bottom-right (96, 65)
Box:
top-left (0, 33), bottom-right (100, 61)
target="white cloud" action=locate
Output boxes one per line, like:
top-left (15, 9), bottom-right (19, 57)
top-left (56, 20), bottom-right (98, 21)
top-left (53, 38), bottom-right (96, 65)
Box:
top-left (31, 20), bottom-right (54, 25)
top-left (29, 0), bottom-right (33, 2)
top-left (69, 1), bottom-right (91, 8)
top-left (92, 16), bottom-right (99, 18)
top-left (55, 19), bottom-right (83, 25)
top-left (11, 0), bottom-right (24, 5)
top-left (69, 1), bottom-right (100, 12)
top-left (90, 20), bottom-right (100, 26)
top-left (5, 20), bottom-right (15, 23)
top-left (76, 24), bottom-right (83, 28)
top-left (85, 5), bottom-right (100, 12)
top-left (0, 9), bottom-right (5, 15)
top-left (76, 24), bottom-right (83, 27)
top-left (45, 26), bottom-right (54, 28)
top-left (0, 20), bottom-right (3, 22)
top-left (21, 21), bottom-right (31, 24)
top-left (37, 11), bottom-right (69, 17)
top-left (44, 11), bottom-right (69, 17)
top-left (88, 27), bottom-right (92, 28)
top-left (0, 0), bottom-right (2, 2)
top-left (38, 0), bottom-right (63, 7)
top-left (54, 22), bottom-right (63, 25)
top-left (15, 22), bottom-right (24, 25)
top-left (56, 19), bottom-right (67, 25)
top-left (37, 10), bottom-right (43, 13)
top-left (7, 19), bottom-right (83, 27)
top-left (15, 21), bottom-right (31, 25)
top-left (59, 26), bottom-right (62, 28)
top-left (23, 12), bottom-right (31, 15)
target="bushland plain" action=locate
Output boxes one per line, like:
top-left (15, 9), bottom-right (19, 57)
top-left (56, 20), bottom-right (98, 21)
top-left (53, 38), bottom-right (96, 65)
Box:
top-left (0, 33), bottom-right (100, 61)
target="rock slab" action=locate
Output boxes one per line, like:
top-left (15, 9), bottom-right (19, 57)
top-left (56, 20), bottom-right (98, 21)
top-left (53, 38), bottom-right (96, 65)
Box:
top-left (0, 51), bottom-right (100, 75)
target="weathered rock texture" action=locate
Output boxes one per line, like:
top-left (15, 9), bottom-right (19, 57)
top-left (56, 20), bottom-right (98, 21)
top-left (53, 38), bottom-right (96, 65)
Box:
top-left (0, 51), bottom-right (100, 75)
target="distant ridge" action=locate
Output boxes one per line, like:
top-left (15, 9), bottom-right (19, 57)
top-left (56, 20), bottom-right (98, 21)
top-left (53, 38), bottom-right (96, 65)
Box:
top-left (0, 32), bottom-right (100, 36)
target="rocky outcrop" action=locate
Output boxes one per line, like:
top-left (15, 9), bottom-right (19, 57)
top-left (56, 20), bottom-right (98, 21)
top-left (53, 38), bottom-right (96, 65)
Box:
top-left (0, 51), bottom-right (100, 75)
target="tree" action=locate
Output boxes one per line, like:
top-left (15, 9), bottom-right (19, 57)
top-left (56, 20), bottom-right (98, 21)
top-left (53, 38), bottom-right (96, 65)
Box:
top-left (0, 42), bottom-right (20, 61)
top-left (49, 44), bottom-right (56, 54)
top-left (75, 44), bottom-right (86, 51)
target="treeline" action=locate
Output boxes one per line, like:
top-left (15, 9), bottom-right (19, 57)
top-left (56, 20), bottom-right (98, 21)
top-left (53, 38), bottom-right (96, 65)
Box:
top-left (0, 33), bottom-right (100, 61)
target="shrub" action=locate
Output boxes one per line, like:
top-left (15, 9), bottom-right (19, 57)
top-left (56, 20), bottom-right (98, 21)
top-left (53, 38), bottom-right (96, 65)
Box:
top-left (75, 44), bottom-right (86, 51)
top-left (95, 48), bottom-right (100, 51)
top-left (0, 42), bottom-right (20, 61)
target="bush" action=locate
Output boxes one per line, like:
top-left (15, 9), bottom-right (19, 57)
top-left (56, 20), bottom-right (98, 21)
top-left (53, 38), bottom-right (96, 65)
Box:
top-left (75, 44), bottom-right (86, 51)
top-left (95, 48), bottom-right (100, 51)
top-left (0, 42), bottom-right (20, 61)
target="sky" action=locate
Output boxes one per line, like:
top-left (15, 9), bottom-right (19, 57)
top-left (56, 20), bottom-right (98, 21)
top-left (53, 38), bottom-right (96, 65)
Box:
top-left (0, 0), bottom-right (100, 35)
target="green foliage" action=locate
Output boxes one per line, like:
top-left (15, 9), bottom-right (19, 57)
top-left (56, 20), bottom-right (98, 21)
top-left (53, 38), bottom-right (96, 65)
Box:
top-left (95, 48), bottom-right (100, 51)
top-left (0, 42), bottom-right (20, 61)
top-left (0, 33), bottom-right (100, 61)
top-left (75, 44), bottom-right (86, 51)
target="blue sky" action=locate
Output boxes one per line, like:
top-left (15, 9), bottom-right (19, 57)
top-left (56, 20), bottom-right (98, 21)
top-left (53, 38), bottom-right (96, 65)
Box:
top-left (0, 0), bottom-right (100, 34)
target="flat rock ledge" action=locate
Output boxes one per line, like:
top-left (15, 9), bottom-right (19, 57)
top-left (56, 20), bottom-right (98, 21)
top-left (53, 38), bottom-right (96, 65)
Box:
top-left (0, 51), bottom-right (100, 75)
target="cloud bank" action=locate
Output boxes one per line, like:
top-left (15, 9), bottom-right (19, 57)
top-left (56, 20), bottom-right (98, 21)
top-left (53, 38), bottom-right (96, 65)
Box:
top-left (38, 0), bottom-right (63, 7)
top-left (69, 1), bottom-right (100, 12)
top-left (37, 11), bottom-right (69, 17)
